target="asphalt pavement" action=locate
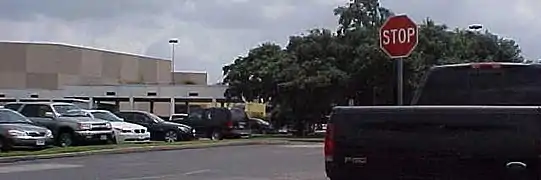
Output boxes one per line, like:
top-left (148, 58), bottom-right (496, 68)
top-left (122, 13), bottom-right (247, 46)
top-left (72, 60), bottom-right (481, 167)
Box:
top-left (0, 143), bottom-right (325, 180)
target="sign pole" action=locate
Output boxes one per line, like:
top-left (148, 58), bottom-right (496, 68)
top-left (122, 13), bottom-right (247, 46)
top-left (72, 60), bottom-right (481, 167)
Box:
top-left (397, 58), bottom-right (404, 105)
top-left (379, 14), bottom-right (417, 106)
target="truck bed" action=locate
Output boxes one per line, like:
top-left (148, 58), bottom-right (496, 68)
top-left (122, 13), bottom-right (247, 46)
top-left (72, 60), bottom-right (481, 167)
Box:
top-left (326, 106), bottom-right (541, 180)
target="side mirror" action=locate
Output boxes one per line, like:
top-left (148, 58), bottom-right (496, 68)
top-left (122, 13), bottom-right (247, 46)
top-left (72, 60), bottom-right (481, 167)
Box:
top-left (44, 112), bottom-right (55, 118)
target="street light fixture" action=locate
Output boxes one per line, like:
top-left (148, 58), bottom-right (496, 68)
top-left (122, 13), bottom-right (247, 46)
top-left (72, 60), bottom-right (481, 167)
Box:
top-left (468, 24), bottom-right (483, 31)
top-left (168, 39), bottom-right (179, 72)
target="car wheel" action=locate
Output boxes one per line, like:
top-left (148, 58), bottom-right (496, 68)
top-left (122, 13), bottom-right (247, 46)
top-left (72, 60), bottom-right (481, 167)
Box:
top-left (210, 130), bottom-right (223, 141)
top-left (108, 136), bottom-right (118, 144)
top-left (0, 137), bottom-right (11, 152)
top-left (164, 130), bottom-right (178, 143)
top-left (58, 132), bottom-right (74, 147)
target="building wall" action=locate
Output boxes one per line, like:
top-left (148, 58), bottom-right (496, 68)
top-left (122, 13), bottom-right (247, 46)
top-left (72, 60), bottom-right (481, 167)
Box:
top-left (0, 84), bottom-right (228, 99)
top-left (172, 72), bottom-right (207, 85)
top-left (0, 84), bottom-right (228, 116)
top-left (0, 42), bottom-right (173, 89)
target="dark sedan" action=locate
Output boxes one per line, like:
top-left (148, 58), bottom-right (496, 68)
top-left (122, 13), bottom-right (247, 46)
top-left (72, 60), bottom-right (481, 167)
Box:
top-left (115, 110), bottom-right (196, 142)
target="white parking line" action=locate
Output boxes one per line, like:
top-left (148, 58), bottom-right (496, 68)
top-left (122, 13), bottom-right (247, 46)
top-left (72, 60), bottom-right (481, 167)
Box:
top-left (281, 144), bottom-right (323, 148)
top-left (184, 169), bottom-right (211, 175)
top-left (0, 163), bottom-right (83, 174)
top-left (113, 175), bottom-right (171, 180)
top-left (113, 169), bottom-right (213, 180)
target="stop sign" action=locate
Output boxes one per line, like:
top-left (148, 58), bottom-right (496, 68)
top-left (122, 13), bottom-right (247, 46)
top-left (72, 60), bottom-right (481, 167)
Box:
top-left (379, 15), bottom-right (418, 58)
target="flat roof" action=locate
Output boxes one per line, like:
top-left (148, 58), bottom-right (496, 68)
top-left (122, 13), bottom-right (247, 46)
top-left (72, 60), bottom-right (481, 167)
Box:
top-left (173, 71), bottom-right (207, 74)
top-left (0, 41), bottom-right (170, 62)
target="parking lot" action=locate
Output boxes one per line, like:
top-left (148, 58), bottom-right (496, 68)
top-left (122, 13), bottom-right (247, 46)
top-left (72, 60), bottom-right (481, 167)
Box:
top-left (0, 143), bottom-right (325, 180)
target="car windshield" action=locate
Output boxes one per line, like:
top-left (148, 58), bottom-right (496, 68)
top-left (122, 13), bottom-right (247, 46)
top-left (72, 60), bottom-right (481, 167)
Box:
top-left (147, 113), bottom-right (165, 122)
top-left (230, 108), bottom-right (247, 122)
top-left (53, 104), bottom-right (87, 117)
top-left (0, 109), bottom-right (33, 124)
top-left (91, 111), bottom-right (123, 122)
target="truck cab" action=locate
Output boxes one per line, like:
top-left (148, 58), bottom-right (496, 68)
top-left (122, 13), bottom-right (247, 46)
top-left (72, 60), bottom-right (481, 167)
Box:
top-left (414, 62), bottom-right (541, 105)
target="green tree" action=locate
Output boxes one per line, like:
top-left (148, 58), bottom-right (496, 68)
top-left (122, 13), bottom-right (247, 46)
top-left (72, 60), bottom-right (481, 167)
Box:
top-left (222, 0), bottom-right (525, 136)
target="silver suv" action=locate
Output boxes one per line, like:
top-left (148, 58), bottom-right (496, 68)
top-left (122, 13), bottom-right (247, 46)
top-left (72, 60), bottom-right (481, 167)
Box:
top-left (4, 102), bottom-right (113, 147)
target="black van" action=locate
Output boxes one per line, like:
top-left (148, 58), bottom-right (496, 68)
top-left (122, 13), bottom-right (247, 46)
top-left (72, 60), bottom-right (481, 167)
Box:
top-left (171, 107), bottom-right (251, 140)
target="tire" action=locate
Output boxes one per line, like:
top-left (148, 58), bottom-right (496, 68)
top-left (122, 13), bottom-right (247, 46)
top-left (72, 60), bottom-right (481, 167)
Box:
top-left (0, 137), bottom-right (11, 152)
top-left (210, 130), bottom-right (223, 141)
top-left (58, 131), bottom-right (74, 147)
top-left (164, 130), bottom-right (178, 143)
top-left (107, 135), bottom-right (118, 145)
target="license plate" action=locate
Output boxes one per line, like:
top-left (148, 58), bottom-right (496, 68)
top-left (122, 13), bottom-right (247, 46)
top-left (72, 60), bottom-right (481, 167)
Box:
top-left (100, 135), bottom-right (107, 140)
top-left (139, 136), bottom-right (146, 139)
top-left (36, 139), bottom-right (45, 146)
top-left (238, 125), bottom-right (244, 129)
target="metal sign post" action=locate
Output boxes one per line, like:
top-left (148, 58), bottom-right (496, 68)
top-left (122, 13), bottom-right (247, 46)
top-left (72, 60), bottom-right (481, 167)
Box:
top-left (397, 58), bottom-right (404, 105)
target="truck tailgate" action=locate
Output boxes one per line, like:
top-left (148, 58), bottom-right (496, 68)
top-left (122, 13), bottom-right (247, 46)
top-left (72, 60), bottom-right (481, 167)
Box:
top-left (328, 106), bottom-right (541, 180)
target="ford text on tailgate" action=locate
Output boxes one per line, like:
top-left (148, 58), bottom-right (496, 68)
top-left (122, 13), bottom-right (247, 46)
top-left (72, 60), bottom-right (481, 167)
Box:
top-left (325, 106), bottom-right (541, 180)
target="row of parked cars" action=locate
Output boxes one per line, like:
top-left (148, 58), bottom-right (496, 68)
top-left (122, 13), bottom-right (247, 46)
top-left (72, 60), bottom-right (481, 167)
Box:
top-left (0, 101), bottom-right (266, 152)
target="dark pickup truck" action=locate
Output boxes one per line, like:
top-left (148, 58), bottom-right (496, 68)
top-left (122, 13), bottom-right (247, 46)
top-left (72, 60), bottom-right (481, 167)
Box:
top-left (325, 62), bottom-right (541, 180)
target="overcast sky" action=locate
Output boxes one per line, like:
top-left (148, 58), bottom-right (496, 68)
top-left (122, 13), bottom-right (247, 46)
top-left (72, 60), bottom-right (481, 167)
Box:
top-left (0, 0), bottom-right (538, 83)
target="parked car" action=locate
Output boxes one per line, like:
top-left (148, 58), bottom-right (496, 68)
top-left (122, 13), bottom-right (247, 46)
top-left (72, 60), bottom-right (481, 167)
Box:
top-left (83, 110), bottom-right (150, 143)
top-left (0, 108), bottom-right (54, 151)
top-left (248, 118), bottom-right (274, 134)
top-left (4, 102), bottom-right (114, 147)
top-left (173, 107), bottom-right (251, 140)
top-left (115, 110), bottom-right (195, 142)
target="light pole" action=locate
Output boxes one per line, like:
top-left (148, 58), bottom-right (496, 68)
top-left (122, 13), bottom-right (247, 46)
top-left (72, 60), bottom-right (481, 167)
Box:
top-left (168, 39), bottom-right (178, 72)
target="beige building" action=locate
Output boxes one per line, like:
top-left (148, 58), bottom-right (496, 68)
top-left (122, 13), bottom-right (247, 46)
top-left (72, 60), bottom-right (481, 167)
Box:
top-left (0, 41), bottom-right (229, 116)
top-left (0, 42), bottom-right (207, 89)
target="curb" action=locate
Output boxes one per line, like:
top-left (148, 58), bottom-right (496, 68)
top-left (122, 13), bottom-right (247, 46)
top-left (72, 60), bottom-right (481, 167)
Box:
top-left (0, 140), bottom-right (292, 164)
top-left (287, 139), bottom-right (324, 143)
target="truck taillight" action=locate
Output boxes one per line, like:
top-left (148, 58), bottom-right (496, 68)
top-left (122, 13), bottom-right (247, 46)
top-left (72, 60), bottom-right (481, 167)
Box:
top-left (471, 62), bottom-right (501, 69)
top-left (226, 121), bottom-right (234, 129)
top-left (324, 123), bottom-right (335, 162)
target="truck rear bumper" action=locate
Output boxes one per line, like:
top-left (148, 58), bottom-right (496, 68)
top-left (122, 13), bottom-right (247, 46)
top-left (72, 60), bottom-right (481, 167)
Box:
top-left (224, 129), bottom-right (251, 138)
top-left (326, 161), bottom-right (541, 180)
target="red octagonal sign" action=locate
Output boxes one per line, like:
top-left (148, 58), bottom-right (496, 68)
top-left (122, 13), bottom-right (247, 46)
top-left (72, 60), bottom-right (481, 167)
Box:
top-left (379, 15), bottom-right (418, 59)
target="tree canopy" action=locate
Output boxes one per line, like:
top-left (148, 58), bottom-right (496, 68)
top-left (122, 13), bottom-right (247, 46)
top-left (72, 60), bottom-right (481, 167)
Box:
top-left (221, 0), bottom-right (524, 131)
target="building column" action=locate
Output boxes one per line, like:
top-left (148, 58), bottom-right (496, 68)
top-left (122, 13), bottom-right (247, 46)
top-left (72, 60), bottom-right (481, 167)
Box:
top-left (129, 96), bottom-right (134, 110)
top-left (149, 100), bottom-right (155, 113)
top-left (89, 97), bottom-right (94, 109)
top-left (170, 97), bottom-right (175, 115)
